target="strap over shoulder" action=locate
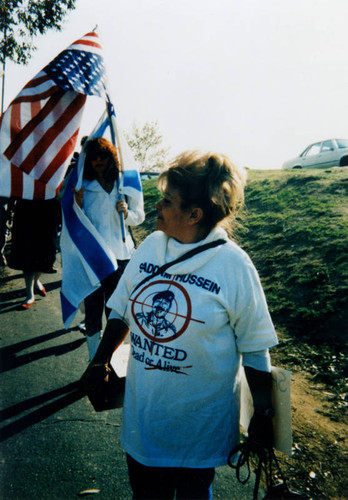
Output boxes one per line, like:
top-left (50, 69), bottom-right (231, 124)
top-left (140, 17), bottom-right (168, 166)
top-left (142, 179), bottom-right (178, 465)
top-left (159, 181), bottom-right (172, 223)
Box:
top-left (131, 238), bottom-right (227, 296)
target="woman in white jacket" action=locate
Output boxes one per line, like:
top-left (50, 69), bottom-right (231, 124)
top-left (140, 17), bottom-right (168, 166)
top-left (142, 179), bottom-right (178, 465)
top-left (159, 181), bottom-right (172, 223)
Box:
top-left (74, 137), bottom-right (144, 360)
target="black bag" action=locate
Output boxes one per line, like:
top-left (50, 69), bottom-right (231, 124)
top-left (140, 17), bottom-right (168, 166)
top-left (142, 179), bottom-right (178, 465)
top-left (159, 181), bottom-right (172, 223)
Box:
top-left (81, 363), bottom-right (125, 412)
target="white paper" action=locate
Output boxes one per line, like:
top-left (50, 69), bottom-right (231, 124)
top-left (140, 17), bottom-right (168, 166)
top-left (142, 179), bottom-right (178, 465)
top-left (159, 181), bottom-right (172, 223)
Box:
top-left (110, 343), bottom-right (131, 378)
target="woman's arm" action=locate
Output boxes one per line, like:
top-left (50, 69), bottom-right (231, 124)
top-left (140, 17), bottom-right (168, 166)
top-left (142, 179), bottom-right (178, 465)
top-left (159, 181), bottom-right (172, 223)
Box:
top-left (92, 318), bottom-right (130, 365)
top-left (244, 366), bottom-right (274, 449)
top-left (244, 366), bottom-right (273, 414)
top-left (80, 319), bottom-right (130, 391)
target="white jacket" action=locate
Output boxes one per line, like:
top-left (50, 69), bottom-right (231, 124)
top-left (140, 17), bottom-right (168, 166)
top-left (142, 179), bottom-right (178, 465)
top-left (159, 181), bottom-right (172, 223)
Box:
top-left (82, 179), bottom-right (145, 261)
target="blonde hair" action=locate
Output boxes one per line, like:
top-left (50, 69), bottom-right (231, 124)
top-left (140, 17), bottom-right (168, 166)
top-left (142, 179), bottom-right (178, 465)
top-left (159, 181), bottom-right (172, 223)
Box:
top-left (158, 150), bottom-right (246, 234)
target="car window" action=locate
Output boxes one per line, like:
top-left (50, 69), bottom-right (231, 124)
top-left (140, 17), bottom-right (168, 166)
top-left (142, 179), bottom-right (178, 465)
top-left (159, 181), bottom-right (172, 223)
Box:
top-left (336, 139), bottom-right (348, 149)
top-left (305, 144), bottom-right (321, 157)
top-left (321, 140), bottom-right (334, 153)
top-left (300, 147), bottom-right (310, 157)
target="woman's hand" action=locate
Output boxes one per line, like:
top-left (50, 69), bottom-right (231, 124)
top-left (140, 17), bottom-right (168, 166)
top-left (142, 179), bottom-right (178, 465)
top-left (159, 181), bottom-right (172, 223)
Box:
top-left (116, 199), bottom-right (128, 219)
top-left (80, 362), bottom-right (124, 412)
top-left (72, 185), bottom-right (85, 208)
top-left (80, 362), bottom-right (110, 394)
top-left (247, 411), bottom-right (274, 450)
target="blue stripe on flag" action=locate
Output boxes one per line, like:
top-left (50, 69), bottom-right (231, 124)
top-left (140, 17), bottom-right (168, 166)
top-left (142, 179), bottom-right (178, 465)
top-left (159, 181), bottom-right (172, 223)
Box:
top-left (61, 166), bottom-right (115, 282)
top-left (91, 117), bottom-right (109, 139)
top-left (123, 170), bottom-right (142, 192)
top-left (65, 204), bottom-right (115, 280)
top-left (60, 291), bottom-right (76, 326)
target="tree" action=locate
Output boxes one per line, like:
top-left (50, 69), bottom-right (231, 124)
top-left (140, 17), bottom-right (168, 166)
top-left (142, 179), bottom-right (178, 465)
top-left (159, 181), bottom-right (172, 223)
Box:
top-left (0, 0), bottom-right (76, 112)
top-left (0, 0), bottom-right (76, 64)
top-left (125, 121), bottom-right (170, 172)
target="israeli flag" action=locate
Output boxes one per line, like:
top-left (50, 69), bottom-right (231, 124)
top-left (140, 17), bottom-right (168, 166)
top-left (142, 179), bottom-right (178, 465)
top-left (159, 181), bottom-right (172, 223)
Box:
top-left (107, 101), bottom-right (142, 204)
top-left (60, 104), bottom-right (142, 328)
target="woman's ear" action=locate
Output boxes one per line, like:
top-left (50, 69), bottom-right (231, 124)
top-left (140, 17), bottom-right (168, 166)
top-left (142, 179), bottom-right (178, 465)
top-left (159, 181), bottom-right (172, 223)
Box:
top-left (188, 207), bottom-right (204, 225)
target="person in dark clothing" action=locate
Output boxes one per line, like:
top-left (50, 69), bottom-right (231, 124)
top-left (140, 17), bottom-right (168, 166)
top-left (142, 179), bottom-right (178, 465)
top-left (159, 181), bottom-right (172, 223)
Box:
top-left (9, 198), bottom-right (61, 309)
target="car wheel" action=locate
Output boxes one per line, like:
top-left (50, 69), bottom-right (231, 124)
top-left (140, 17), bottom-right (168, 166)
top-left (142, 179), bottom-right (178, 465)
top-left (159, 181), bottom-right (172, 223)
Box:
top-left (339, 156), bottom-right (348, 167)
top-left (292, 165), bottom-right (302, 169)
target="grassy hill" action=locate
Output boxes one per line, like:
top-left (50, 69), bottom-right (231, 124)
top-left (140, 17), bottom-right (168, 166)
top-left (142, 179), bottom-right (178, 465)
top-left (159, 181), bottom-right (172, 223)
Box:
top-left (239, 169), bottom-right (347, 343)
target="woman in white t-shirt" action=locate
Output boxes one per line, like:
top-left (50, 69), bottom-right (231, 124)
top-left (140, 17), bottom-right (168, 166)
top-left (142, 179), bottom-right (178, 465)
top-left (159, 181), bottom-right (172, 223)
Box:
top-left (82, 150), bottom-right (278, 499)
top-left (74, 137), bottom-right (144, 361)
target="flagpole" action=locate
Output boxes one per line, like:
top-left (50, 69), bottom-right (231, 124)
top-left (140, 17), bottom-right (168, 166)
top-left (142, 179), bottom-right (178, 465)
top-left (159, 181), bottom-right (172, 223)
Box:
top-left (1, 27), bottom-right (6, 115)
top-left (106, 99), bottom-right (126, 242)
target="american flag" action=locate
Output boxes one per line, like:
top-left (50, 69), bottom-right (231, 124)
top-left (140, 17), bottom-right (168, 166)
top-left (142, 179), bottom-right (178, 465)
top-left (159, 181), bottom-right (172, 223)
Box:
top-left (0, 31), bottom-right (107, 200)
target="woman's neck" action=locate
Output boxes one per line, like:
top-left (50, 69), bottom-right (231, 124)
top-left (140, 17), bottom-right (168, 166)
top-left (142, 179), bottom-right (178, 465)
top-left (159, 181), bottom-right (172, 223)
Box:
top-left (173, 226), bottom-right (211, 244)
top-left (97, 175), bottom-right (114, 193)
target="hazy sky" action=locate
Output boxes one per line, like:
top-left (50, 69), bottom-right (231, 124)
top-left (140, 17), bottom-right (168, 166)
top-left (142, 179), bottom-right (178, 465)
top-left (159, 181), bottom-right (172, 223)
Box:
top-left (3, 0), bottom-right (348, 169)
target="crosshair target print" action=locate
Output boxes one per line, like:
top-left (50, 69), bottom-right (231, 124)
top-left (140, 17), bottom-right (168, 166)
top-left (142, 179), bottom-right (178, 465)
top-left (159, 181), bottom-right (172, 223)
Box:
top-left (130, 280), bottom-right (204, 343)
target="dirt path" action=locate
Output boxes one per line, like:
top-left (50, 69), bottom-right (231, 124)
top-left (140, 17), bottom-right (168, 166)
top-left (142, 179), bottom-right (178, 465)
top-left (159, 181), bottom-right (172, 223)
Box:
top-left (274, 369), bottom-right (347, 499)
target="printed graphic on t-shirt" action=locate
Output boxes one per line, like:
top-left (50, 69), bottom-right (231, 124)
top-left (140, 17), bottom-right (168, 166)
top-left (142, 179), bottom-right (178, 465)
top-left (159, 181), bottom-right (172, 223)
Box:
top-left (130, 279), bottom-right (207, 375)
top-left (131, 279), bottom-right (204, 343)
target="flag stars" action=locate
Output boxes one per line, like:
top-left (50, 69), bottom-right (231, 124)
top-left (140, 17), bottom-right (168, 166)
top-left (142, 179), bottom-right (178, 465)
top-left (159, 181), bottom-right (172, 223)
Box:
top-left (44, 47), bottom-right (107, 98)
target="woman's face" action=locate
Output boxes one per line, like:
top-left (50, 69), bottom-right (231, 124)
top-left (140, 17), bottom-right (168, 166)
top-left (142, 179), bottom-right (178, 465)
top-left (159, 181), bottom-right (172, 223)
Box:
top-left (155, 184), bottom-right (191, 242)
top-left (91, 155), bottom-right (109, 177)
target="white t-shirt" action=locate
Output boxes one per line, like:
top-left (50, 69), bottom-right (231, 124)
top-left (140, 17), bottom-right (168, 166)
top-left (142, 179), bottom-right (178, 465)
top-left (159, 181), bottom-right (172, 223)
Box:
top-left (82, 179), bottom-right (144, 261)
top-left (107, 227), bottom-right (278, 468)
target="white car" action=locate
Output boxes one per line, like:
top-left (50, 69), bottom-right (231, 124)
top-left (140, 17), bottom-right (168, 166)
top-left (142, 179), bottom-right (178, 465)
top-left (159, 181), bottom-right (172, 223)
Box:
top-left (282, 139), bottom-right (348, 170)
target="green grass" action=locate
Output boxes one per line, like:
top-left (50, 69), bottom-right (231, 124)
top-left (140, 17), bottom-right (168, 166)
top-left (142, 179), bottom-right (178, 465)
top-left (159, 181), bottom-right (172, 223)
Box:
top-left (238, 168), bottom-right (348, 345)
top-left (135, 168), bottom-right (348, 347)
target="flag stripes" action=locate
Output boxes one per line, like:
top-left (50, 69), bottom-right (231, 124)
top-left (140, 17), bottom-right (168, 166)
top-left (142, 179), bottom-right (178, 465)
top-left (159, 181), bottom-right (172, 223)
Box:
top-left (0, 30), bottom-right (106, 200)
top-left (11, 74), bottom-right (58, 104)
top-left (4, 88), bottom-right (66, 162)
top-left (69, 31), bottom-right (103, 52)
